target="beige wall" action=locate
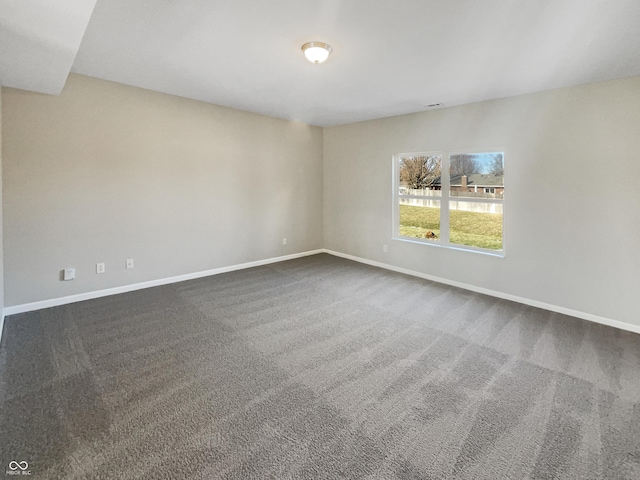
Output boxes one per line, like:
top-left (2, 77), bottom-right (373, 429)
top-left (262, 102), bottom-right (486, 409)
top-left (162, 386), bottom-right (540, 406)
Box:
top-left (3, 74), bottom-right (640, 328)
top-left (324, 77), bottom-right (640, 327)
top-left (2, 75), bottom-right (323, 305)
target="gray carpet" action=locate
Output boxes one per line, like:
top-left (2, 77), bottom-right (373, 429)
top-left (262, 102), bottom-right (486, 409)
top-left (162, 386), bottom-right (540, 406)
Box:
top-left (1, 253), bottom-right (639, 479)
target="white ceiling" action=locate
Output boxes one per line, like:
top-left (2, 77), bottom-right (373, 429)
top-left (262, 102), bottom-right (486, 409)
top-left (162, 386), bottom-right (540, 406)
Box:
top-left (0, 0), bottom-right (96, 94)
top-left (3, 1), bottom-right (640, 126)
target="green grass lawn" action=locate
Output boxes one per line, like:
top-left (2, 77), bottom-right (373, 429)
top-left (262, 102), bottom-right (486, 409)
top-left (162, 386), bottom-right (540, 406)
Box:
top-left (399, 204), bottom-right (503, 250)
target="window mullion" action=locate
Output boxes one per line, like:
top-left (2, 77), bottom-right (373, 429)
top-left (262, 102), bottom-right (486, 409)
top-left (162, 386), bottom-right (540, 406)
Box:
top-left (440, 154), bottom-right (450, 245)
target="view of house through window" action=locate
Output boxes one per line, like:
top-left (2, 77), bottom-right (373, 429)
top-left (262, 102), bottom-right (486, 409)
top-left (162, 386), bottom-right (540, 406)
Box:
top-left (395, 151), bottom-right (504, 253)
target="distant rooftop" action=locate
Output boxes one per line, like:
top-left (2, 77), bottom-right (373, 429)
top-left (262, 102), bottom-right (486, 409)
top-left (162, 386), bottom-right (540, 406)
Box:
top-left (450, 174), bottom-right (504, 187)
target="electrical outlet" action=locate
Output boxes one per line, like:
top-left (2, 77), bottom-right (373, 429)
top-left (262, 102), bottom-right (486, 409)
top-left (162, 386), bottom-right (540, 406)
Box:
top-left (63, 268), bottom-right (75, 281)
top-left (383, 244), bottom-right (388, 253)
top-left (96, 262), bottom-right (105, 274)
top-left (282, 237), bottom-right (287, 246)
top-left (126, 258), bottom-right (134, 269)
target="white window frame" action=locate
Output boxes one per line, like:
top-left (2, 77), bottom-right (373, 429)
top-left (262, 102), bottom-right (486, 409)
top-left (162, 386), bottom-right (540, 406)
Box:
top-left (393, 150), bottom-right (505, 257)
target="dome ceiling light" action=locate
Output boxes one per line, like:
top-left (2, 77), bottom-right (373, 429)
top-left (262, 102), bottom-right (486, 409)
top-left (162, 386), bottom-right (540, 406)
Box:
top-left (301, 41), bottom-right (332, 64)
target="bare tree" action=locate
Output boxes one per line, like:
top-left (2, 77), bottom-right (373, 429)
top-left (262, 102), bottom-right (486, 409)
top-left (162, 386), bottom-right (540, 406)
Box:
top-left (450, 154), bottom-right (480, 176)
top-left (399, 155), bottom-right (441, 189)
top-left (488, 153), bottom-right (504, 176)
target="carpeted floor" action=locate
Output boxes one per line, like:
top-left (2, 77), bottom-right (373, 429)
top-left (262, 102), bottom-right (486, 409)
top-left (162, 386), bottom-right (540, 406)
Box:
top-left (1, 253), bottom-right (639, 479)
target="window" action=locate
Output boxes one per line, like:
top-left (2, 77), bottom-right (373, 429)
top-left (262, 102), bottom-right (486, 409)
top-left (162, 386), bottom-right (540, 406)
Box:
top-left (394, 151), bottom-right (504, 255)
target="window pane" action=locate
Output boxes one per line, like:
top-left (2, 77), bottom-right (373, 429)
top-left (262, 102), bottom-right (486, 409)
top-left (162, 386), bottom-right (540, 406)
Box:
top-left (398, 154), bottom-right (442, 197)
top-left (449, 207), bottom-right (503, 250)
top-left (450, 152), bottom-right (504, 200)
top-left (399, 201), bottom-right (440, 241)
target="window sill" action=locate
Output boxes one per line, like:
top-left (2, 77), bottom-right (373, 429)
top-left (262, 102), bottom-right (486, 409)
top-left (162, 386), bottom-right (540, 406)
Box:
top-left (393, 236), bottom-right (505, 258)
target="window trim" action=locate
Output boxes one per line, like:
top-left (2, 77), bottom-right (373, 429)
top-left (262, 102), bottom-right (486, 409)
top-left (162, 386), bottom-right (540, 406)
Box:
top-left (393, 149), bottom-right (505, 257)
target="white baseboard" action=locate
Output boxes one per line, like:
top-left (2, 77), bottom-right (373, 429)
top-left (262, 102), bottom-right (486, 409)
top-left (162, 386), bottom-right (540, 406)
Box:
top-left (2, 249), bottom-right (324, 317)
top-left (323, 249), bottom-right (640, 335)
top-left (0, 311), bottom-right (5, 349)
top-left (3, 248), bottom-right (638, 337)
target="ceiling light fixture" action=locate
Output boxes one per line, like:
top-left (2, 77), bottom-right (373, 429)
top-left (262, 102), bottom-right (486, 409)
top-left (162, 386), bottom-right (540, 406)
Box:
top-left (301, 41), bottom-right (332, 64)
